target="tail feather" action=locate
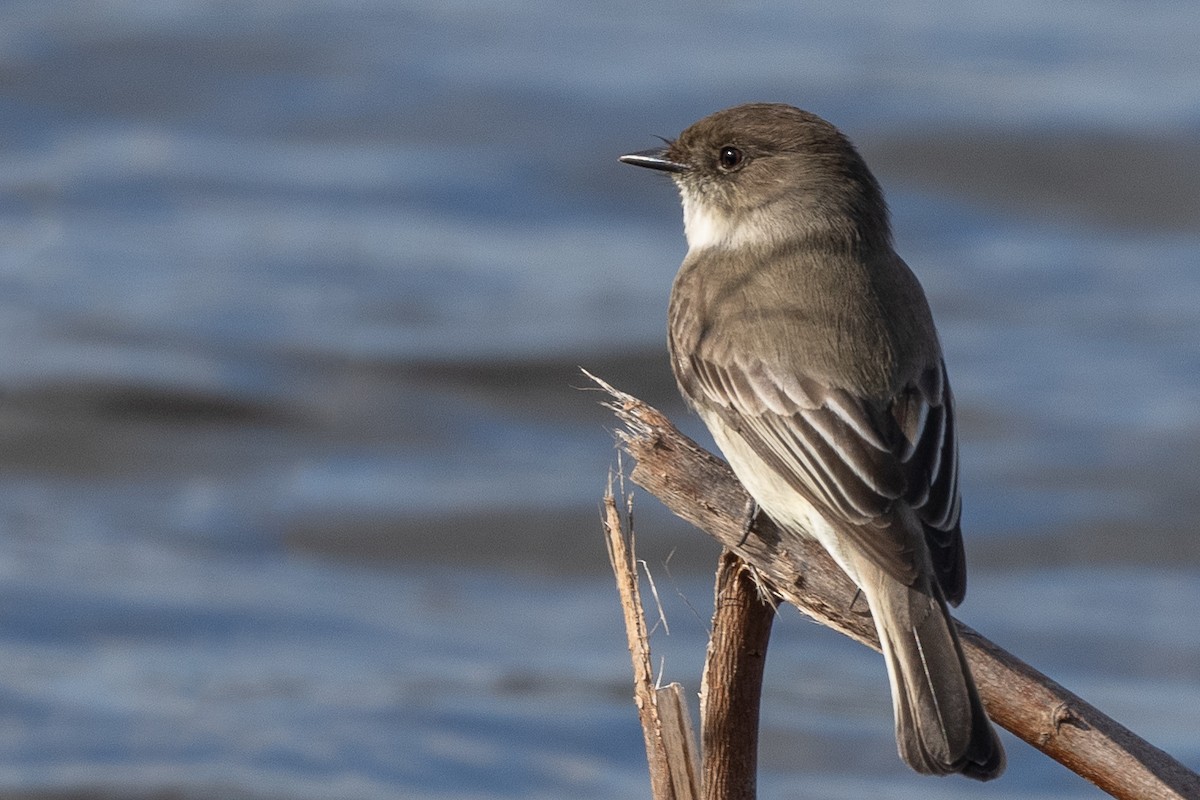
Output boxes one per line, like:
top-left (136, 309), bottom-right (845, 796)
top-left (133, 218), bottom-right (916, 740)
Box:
top-left (860, 556), bottom-right (1005, 780)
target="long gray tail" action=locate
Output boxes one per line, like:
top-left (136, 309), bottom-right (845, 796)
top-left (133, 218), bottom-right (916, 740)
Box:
top-left (861, 558), bottom-right (1006, 780)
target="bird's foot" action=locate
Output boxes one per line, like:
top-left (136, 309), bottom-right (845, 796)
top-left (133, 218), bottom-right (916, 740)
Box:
top-left (848, 587), bottom-right (871, 615)
top-left (736, 497), bottom-right (762, 548)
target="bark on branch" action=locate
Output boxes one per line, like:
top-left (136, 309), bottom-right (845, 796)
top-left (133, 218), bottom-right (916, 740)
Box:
top-left (588, 371), bottom-right (1200, 800)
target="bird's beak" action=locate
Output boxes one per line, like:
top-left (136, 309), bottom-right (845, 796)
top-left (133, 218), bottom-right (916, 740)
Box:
top-left (619, 147), bottom-right (689, 173)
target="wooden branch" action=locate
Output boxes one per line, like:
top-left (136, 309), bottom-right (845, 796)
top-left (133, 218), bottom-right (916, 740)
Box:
top-left (589, 372), bottom-right (1200, 800)
top-left (603, 476), bottom-right (701, 800)
top-left (658, 683), bottom-right (702, 800)
top-left (700, 550), bottom-right (776, 800)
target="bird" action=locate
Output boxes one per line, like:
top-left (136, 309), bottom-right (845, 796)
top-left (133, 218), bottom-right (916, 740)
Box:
top-left (619, 103), bottom-right (1005, 780)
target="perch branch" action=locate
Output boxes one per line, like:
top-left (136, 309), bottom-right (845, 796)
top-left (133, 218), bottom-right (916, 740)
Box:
top-left (700, 549), bottom-right (776, 800)
top-left (589, 371), bottom-right (1200, 800)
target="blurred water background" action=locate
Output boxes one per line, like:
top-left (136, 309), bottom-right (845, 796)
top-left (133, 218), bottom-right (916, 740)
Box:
top-left (1, 1), bottom-right (1198, 798)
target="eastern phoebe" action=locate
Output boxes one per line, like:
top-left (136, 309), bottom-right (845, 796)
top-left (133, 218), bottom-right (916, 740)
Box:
top-left (620, 103), bottom-right (1005, 780)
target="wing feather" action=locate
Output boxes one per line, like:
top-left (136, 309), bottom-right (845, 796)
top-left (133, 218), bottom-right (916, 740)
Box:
top-left (685, 354), bottom-right (964, 598)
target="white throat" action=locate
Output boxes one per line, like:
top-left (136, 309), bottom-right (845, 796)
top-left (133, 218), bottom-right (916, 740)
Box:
top-left (679, 191), bottom-right (773, 252)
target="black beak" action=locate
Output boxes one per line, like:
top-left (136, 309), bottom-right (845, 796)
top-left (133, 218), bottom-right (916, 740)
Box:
top-left (619, 147), bottom-right (689, 174)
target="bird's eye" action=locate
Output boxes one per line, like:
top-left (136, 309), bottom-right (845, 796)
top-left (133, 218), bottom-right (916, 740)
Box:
top-left (718, 146), bottom-right (744, 171)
